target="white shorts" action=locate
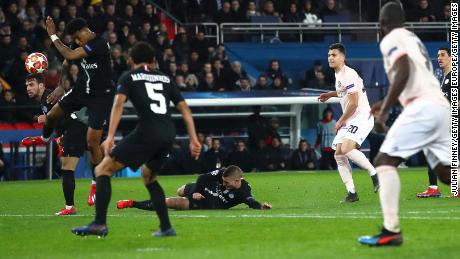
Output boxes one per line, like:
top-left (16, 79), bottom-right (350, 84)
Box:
top-left (332, 114), bottom-right (374, 149)
top-left (380, 101), bottom-right (450, 168)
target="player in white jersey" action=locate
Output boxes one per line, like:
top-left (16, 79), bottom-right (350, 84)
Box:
top-left (358, 1), bottom-right (451, 247)
top-left (318, 43), bottom-right (379, 203)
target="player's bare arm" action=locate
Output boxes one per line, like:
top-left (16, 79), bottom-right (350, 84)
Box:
top-left (335, 92), bottom-right (358, 131)
top-left (318, 91), bottom-right (337, 102)
top-left (176, 101), bottom-right (201, 159)
top-left (47, 60), bottom-right (70, 104)
top-left (372, 55), bottom-right (409, 133)
top-left (46, 16), bottom-right (88, 60)
top-left (103, 93), bottom-right (126, 156)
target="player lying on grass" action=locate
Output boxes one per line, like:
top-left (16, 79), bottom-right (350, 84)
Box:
top-left (117, 165), bottom-right (272, 210)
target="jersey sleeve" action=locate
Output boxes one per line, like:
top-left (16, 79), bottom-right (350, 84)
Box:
top-left (343, 70), bottom-right (360, 95)
top-left (380, 35), bottom-right (408, 69)
top-left (116, 73), bottom-right (131, 96)
top-left (194, 169), bottom-right (224, 194)
top-left (240, 184), bottom-right (262, 209)
top-left (83, 38), bottom-right (109, 58)
top-left (169, 81), bottom-right (185, 105)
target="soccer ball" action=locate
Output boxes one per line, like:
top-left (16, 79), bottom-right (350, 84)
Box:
top-left (25, 52), bottom-right (48, 74)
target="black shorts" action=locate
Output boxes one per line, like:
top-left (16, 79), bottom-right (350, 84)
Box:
top-left (110, 127), bottom-right (173, 172)
top-left (184, 183), bottom-right (209, 210)
top-left (58, 89), bottom-right (113, 130)
top-left (60, 121), bottom-right (87, 157)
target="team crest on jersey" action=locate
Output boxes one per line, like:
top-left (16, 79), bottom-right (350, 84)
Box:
top-left (445, 79), bottom-right (449, 84)
top-left (42, 106), bottom-right (48, 113)
top-left (229, 193), bottom-right (234, 199)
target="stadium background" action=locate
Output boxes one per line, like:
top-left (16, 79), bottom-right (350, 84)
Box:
top-left (0, 0), bottom-right (451, 180)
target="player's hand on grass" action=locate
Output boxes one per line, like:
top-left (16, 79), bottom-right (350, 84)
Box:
top-left (318, 92), bottom-right (331, 103)
top-left (102, 137), bottom-right (115, 156)
top-left (189, 139), bottom-right (201, 160)
top-left (261, 203), bottom-right (272, 210)
top-left (45, 16), bottom-right (56, 36)
top-left (37, 115), bottom-right (46, 124)
top-left (192, 192), bottom-right (205, 200)
top-left (47, 86), bottom-right (65, 104)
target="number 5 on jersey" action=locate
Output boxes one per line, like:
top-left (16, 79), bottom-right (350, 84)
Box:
top-left (145, 82), bottom-right (167, 114)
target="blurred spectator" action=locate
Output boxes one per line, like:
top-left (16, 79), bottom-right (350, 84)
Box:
top-left (0, 33), bottom-right (16, 75)
top-left (65, 64), bottom-right (80, 89)
top-left (122, 33), bottom-right (138, 51)
top-left (319, 0), bottom-right (338, 20)
top-left (102, 3), bottom-right (120, 26)
top-left (228, 61), bottom-right (248, 89)
top-left (5, 2), bottom-right (21, 30)
top-left (197, 133), bottom-right (207, 151)
top-left (111, 48), bottom-right (129, 82)
top-left (204, 138), bottom-right (226, 171)
top-left (438, 3), bottom-right (451, 21)
top-left (167, 61), bottom-right (179, 78)
top-left (290, 139), bottom-right (317, 170)
top-left (85, 5), bottom-right (103, 34)
top-left (139, 22), bottom-right (155, 43)
top-left (302, 0), bottom-right (322, 25)
top-left (283, 3), bottom-right (304, 23)
top-left (305, 60), bottom-right (334, 87)
top-left (266, 59), bottom-right (288, 87)
top-left (215, 2), bottom-right (233, 24)
top-left (307, 70), bottom-right (330, 89)
top-left (198, 62), bottom-right (213, 83)
top-left (121, 4), bottom-right (142, 28)
top-left (238, 77), bottom-right (252, 91)
top-left (173, 32), bottom-right (191, 63)
top-left (252, 139), bottom-right (272, 171)
top-left (190, 31), bottom-right (210, 62)
top-left (262, 1), bottom-right (280, 18)
top-left (211, 58), bottom-right (228, 91)
top-left (247, 106), bottom-right (268, 151)
top-left (205, 136), bottom-right (213, 151)
top-left (270, 76), bottom-right (286, 90)
top-left (315, 107), bottom-right (337, 170)
top-left (254, 75), bottom-right (270, 90)
top-left (65, 4), bottom-right (79, 23)
top-left (153, 32), bottom-right (170, 54)
top-left (1, 90), bottom-right (17, 123)
top-left (266, 117), bottom-right (281, 145)
top-left (101, 21), bottom-right (116, 41)
top-left (225, 140), bottom-right (252, 172)
top-left (268, 137), bottom-right (289, 170)
top-left (177, 62), bottom-right (190, 77)
top-left (143, 3), bottom-right (161, 29)
top-left (175, 74), bottom-right (188, 91)
top-left (184, 74), bottom-right (199, 91)
top-left (118, 22), bottom-right (131, 47)
top-left (410, 0), bottom-right (436, 22)
top-left (231, 0), bottom-right (247, 22)
top-left (198, 72), bottom-right (216, 91)
top-left (188, 51), bottom-right (203, 74)
top-left (188, 0), bottom-right (210, 22)
top-left (246, 1), bottom-right (261, 19)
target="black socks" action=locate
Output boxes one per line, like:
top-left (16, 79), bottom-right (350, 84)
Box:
top-left (133, 200), bottom-right (155, 211)
top-left (95, 175), bottom-right (111, 225)
top-left (61, 170), bottom-right (75, 206)
top-left (146, 181), bottom-right (171, 231)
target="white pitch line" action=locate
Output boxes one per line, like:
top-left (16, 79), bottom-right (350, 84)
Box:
top-left (0, 213), bottom-right (459, 220)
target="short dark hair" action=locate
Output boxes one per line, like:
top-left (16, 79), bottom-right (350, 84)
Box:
top-left (379, 1), bottom-right (405, 28)
top-left (66, 18), bottom-right (88, 36)
top-left (130, 42), bottom-right (155, 64)
top-left (223, 165), bottom-right (243, 178)
top-left (25, 73), bottom-right (45, 85)
top-left (298, 139), bottom-right (307, 147)
top-left (438, 47), bottom-right (451, 56)
top-left (329, 43), bottom-right (346, 55)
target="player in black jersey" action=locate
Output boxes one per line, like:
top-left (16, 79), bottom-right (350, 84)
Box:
top-left (23, 17), bottom-right (115, 205)
top-left (24, 74), bottom-right (88, 216)
top-left (416, 47), bottom-right (454, 198)
top-left (117, 165), bottom-right (272, 211)
top-left (71, 42), bottom-right (202, 238)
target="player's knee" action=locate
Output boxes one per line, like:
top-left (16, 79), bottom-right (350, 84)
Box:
top-left (95, 160), bottom-right (116, 176)
top-left (334, 154), bottom-right (346, 165)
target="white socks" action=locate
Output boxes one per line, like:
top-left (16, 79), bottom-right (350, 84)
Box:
top-left (346, 149), bottom-right (377, 177)
top-left (377, 165), bottom-right (401, 233)
top-left (335, 155), bottom-right (355, 193)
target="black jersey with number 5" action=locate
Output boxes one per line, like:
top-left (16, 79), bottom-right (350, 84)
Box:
top-left (117, 66), bottom-right (184, 131)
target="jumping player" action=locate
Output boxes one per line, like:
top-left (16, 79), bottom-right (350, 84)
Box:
top-left (22, 17), bottom-right (115, 205)
top-left (358, 2), bottom-right (451, 246)
top-left (71, 42), bottom-right (202, 238)
top-left (24, 73), bottom-right (88, 216)
top-left (318, 43), bottom-right (379, 203)
top-left (117, 166), bottom-right (272, 211)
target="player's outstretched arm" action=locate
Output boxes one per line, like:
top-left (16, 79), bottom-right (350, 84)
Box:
top-left (373, 55), bottom-right (409, 132)
top-left (103, 94), bottom-right (126, 156)
top-left (318, 91), bottom-right (337, 103)
top-left (176, 101), bottom-right (201, 159)
top-left (46, 16), bottom-right (88, 60)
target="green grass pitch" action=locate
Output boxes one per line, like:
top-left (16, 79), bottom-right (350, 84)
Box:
top-left (0, 168), bottom-right (458, 258)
